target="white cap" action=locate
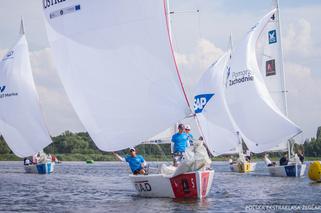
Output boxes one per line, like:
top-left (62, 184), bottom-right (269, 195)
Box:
top-left (185, 124), bottom-right (191, 130)
top-left (129, 147), bottom-right (136, 152)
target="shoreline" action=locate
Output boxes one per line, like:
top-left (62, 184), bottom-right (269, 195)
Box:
top-left (0, 154), bottom-right (320, 162)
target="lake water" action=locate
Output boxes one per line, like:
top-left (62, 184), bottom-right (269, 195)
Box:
top-left (0, 161), bottom-right (320, 212)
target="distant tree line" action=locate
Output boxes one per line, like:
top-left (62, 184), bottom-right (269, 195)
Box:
top-left (0, 131), bottom-right (171, 161)
top-left (298, 126), bottom-right (321, 157)
top-left (1, 127), bottom-right (321, 160)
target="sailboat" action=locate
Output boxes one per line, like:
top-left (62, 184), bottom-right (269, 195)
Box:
top-left (257, 0), bottom-right (306, 177)
top-left (42, 0), bottom-right (213, 198)
top-left (194, 2), bottom-right (304, 176)
top-left (0, 20), bottom-right (54, 174)
top-left (194, 40), bottom-right (256, 173)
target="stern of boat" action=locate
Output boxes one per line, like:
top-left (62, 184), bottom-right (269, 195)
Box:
top-left (267, 163), bottom-right (306, 177)
top-left (129, 170), bottom-right (214, 199)
top-left (24, 162), bottom-right (54, 174)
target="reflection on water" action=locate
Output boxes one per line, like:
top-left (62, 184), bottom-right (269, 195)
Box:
top-left (0, 161), bottom-right (320, 212)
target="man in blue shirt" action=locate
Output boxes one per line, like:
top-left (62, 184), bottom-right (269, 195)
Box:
top-left (113, 148), bottom-right (146, 175)
top-left (171, 124), bottom-right (189, 166)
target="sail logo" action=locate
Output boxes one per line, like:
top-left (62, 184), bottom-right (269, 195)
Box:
top-left (49, 4), bottom-right (81, 19)
top-left (266, 59), bottom-right (276, 76)
top-left (194, 94), bottom-right (214, 114)
top-left (0, 86), bottom-right (5, 93)
top-left (228, 69), bottom-right (254, 87)
top-left (0, 86), bottom-right (18, 99)
top-left (268, 30), bottom-right (277, 44)
top-left (43, 0), bottom-right (66, 9)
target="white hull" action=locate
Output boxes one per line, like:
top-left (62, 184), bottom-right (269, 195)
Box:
top-left (129, 170), bottom-right (214, 199)
top-left (24, 162), bottom-right (54, 174)
top-left (229, 162), bottom-right (256, 173)
top-left (267, 163), bottom-right (306, 177)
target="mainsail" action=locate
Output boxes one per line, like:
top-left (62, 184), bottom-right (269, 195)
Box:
top-left (0, 21), bottom-right (52, 157)
top-left (42, 0), bottom-right (190, 151)
top-left (224, 9), bottom-right (301, 153)
top-left (256, 0), bottom-right (289, 152)
top-left (256, 0), bottom-right (287, 115)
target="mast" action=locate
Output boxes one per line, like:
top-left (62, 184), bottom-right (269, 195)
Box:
top-left (228, 32), bottom-right (233, 50)
top-left (20, 17), bottom-right (25, 35)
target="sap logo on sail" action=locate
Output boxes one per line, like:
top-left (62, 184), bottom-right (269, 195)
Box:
top-left (0, 86), bottom-right (6, 93)
top-left (43, 0), bottom-right (66, 9)
top-left (194, 94), bottom-right (214, 114)
top-left (268, 30), bottom-right (277, 44)
top-left (134, 181), bottom-right (152, 192)
top-left (228, 69), bottom-right (254, 87)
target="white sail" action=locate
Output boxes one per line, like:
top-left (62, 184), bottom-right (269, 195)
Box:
top-left (0, 26), bottom-right (52, 157)
top-left (224, 9), bottom-right (301, 153)
top-left (148, 124), bottom-right (177, 142)
top-left (257, 0), bottom-right (288, 152)
top-left (42, 0), bottom-right (189, 151)
top-left (256, 1), bottom-right (287, 115)
top-left (194, 52), bottom-right (239, 156)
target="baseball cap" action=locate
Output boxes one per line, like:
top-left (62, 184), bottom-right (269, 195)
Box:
top-left (129, 147), bottom-right (136, 152)
top-left (185, 124), bottom-right (191, 130)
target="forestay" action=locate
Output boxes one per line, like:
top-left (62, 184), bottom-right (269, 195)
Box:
top-left (224, 9), bottom-right (301, 153)
top-left (42, 0), bottom-right (189, 151)
top-left (194, 52), bottom-right (239, 156)
top-left (0, 28), bottom-right (52, 157)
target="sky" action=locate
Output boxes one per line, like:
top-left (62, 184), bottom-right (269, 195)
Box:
top-left (0, 0), bottom-right (320, 140)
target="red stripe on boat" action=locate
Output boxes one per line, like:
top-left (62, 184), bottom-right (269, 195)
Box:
top-left (170, 173), bottom-right (198, 198)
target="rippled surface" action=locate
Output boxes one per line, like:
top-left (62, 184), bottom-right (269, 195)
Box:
top-left (0, 161), bottom-right (320, 212)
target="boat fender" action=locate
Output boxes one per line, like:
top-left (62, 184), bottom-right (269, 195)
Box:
top-left (308, 161), bottom-right (321, 182)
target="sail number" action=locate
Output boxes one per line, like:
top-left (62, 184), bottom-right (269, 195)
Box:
top-left (134, 181), bottom-right (152, 192)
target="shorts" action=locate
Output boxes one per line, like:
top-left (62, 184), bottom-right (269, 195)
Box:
top-left (173, 152), bottom-right (184, 165)
top-left (133, 167), bottom-right (143, 175)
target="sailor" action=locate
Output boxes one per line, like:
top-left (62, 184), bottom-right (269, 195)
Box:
top-left (171, 124), bottom-right (189, 166)
top-left (113, 148), bottom-right (146, 175)
top-left (228, 156), bottom-right (234, 165)
top-left (184, 124), bottom-right (194, 146)
top-left (264, 153), bottom-right (275, 167)
top-left (297, 150), bottom-right (304, 163)
top-left (245, 150), bottom-right (251, 162)
top-left (279, 153), bottom-right (289, 166)
top-left (23, 158), bottom-right (31, 165)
